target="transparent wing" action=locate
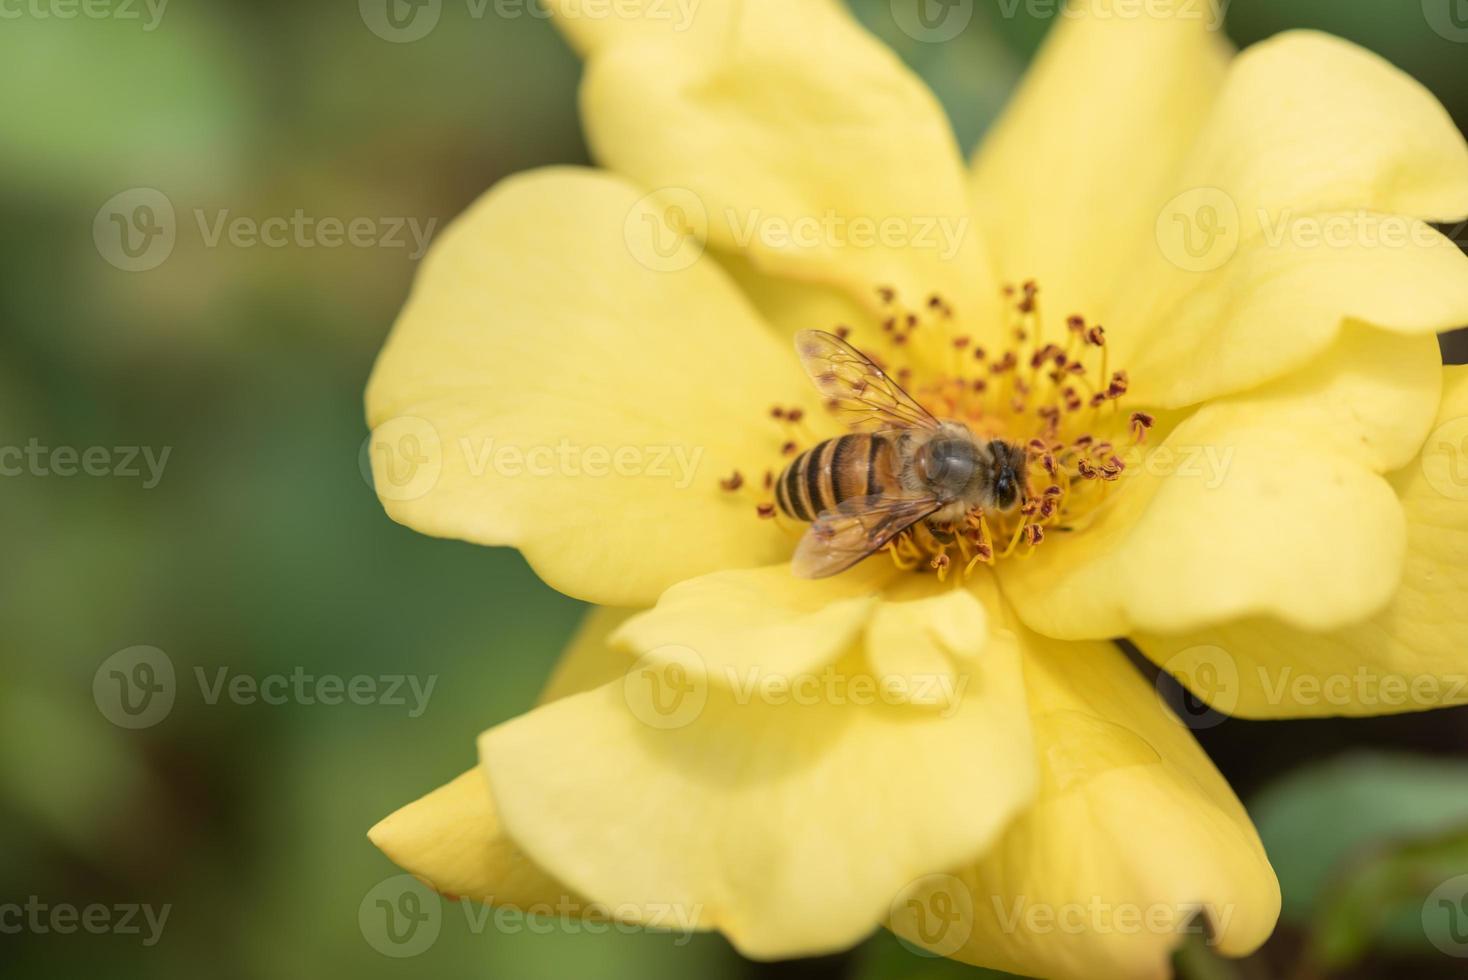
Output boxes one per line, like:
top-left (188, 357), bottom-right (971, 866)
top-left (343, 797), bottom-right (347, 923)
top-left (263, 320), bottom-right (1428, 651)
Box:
top-left (795, 329), bottom-right (941, 432)
top-left (792, 494), bottom-right (941, 579)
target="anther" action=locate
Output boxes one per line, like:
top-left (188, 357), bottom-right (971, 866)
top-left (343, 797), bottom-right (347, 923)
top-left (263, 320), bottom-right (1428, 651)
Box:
top-left (1130, 411), bottom-right (1155, 442)
top-left (756, 503), bottom-right (776, 519)
top-left (720, 471), bottom-right (744, 491)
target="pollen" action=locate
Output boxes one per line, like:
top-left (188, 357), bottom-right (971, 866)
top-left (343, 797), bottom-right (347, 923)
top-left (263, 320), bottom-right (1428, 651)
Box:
top-left (745, 281), bottom-right (1146, 580)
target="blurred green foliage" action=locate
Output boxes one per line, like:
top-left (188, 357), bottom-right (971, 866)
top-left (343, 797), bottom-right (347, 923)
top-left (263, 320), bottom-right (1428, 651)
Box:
top-left (2, 2), bottom-right (1467, 979)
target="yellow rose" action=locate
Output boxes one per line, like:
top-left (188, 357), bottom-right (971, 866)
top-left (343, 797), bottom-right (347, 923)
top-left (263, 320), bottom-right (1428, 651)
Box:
top-left (362, 2), bottom-right (1468, 977)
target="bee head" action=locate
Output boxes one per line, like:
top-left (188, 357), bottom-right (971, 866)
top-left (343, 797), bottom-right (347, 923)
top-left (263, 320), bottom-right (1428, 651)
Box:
top-left (987, 439), bottom-right (1026, 511)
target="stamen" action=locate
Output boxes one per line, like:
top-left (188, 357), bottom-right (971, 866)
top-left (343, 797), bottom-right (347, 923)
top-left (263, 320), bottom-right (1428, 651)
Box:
top-left (747, 279), bottom-right (1140, 580)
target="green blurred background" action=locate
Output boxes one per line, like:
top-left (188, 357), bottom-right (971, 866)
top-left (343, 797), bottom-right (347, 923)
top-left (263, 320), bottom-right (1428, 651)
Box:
top-left (3, 1), bottom-right (1468, 978)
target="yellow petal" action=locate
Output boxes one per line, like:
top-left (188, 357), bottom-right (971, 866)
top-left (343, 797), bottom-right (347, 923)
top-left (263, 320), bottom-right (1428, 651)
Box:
top-left (1134, 365), bottom-right (1468, 719)
top-left (542, 0), bottom-right (723, 56)
top-left (1179, 31), bottom-right (1468, 227)
top-left (365, 167), bottom-right (823, 607)
top-left (575, 0), bottom-right (999, 334)
top-left (1113, 31), bottom-right (1468, 397)
top-left (714, 249), bottom-right (877, 347)
top-left (1002, 325), bottom-right (1435, 638)
top-left (1126, 216), bottom-right (1468, 409)
top-left (539, 606), bottom-right (638, 705)
top-left (479, 633), bottom-right (1035, 958)
top-left (369, 609), bottom-right (633, 911)
top-left (864, 578), bottom-right (989, 705)
top-left (889, 629), bottom-right (1278, 980)
top-left (368, 769), bottom-right (580, 908)
top-left (612, 562), bottom-right (891, 681)
top-left (970, 0), bottom-right (1230, 322)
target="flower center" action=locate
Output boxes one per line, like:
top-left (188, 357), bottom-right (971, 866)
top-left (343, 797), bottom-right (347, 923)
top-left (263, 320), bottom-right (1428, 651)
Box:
top-left (726, 281), bottom-right (1152, 581)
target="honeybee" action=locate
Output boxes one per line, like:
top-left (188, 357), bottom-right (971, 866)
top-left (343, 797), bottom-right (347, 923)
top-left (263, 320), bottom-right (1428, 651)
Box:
top-left (777, 329), bottom-right (1028, 578)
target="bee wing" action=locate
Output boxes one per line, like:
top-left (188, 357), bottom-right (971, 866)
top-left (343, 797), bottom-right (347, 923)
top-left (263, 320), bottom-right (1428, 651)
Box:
top-left (791, 494), bottom-right (941, 579)
top-left (795, 329), bottom-right (942, 432)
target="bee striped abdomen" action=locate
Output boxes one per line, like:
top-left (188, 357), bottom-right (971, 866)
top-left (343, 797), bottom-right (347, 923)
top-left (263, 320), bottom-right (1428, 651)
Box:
top-left (776, 433), bottom-right (895, 521)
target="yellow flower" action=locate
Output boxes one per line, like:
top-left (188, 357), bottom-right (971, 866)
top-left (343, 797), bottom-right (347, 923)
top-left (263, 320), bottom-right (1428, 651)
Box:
top-left (362, 2), bottom-right (1468, 977)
